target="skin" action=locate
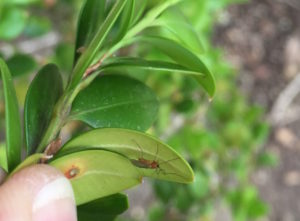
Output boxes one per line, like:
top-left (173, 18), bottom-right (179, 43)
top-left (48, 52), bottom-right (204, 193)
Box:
top-left (0, 165), bottom-right (77, 221)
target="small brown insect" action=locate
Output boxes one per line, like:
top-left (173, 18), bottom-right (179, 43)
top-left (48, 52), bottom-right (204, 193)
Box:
top-left (130, 140), bottom-right (179, 175)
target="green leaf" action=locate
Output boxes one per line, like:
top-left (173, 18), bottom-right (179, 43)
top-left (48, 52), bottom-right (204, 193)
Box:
top-left (70, 0), bottom-right (128, 89)
top-left (125, 0), bottom-right (182, 39)
top-left (0, 7), bottom-right (27, 40)
top-left (23, 16), bottom-right (51, 37)
top-left (77, 194), bottom-right (129, 221)
top-left (0, 143), bottom-right (7, 172)
top-left (112, 0), bottom-right (135, 44)
top-left (101, 57), bottom-right (205, 77)
top-left (6, 54), bottom-right (37, 77)
top-left (157, 21), bottom-right (205, 54)
top-left (137, 36), bottom-right (215, 97)
top-left (257, 152), bottom-right (278, 167)
top-left (3, 0), bottom-right (39, 5)
top-left (248, 198), bottom-right (268, 218)
top-left (0, 58), bottom-right (22, 171)
top-left (9, 153), bottom-right (44, 177)
top-left (24, 64), bottom-right (63, 154)
top-left (57, 128), bottom-right (194, 184)
top-left (130, 0), bottom-right (147, 25)
top-left (74, 0), bottom-right (106, 64)
top-left (50, 150), bottom-right (141, 205)
top-left (154, 8), bottom-right (205, 55)
top-left (54, 43), bottom-right (74, 73)
top-left (69, 75), bottom-right (158, 132)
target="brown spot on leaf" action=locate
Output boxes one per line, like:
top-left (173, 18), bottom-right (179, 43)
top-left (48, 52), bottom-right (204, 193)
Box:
top-left (65, 166), bottom-right (80, 179)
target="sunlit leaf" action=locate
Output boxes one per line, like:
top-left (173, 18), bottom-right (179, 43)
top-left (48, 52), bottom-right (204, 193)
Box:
top-left (50, 150), bottom-right (141, 205)
top-left (57, 128), bottom-right (194, 184)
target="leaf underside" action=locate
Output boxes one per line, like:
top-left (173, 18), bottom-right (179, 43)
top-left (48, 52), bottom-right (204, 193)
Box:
top-left (50, 149), bottom-right (141, 205)
top-left (56, 128), bottom-right (194, 184)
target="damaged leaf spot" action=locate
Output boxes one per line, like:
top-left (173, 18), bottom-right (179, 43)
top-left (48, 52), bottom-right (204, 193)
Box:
top-left (65, 165), bottom-right (80, 179)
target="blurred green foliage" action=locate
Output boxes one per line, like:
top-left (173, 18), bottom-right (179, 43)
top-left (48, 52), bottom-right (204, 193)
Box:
top-left (143, 1), bottom-right (276, 221)
top-left (0, 0), bottom-right (277, 220)
top-left (0, 0), bottom-right (50, 40)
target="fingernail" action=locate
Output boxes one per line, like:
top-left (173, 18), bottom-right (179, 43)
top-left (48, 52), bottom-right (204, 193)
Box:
top-left (32, 177), bottom-right (77, 221)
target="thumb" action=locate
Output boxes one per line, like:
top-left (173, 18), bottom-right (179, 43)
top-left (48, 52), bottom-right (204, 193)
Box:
top-left (0, 164), bottom-right (77, 221)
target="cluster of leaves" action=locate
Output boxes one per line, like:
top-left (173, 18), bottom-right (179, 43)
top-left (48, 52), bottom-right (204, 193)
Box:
top-left (0, 0), bottom-right (52, 40)
top-left (125, 1), bottom-right (276, 221)
top-left (0, 0), bottom-right (218, 220)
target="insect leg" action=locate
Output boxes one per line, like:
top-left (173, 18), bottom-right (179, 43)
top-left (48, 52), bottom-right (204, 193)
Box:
top-left (154, 143), bottom-right (159, 162)
top-left (131, 139), bottom-right (144, 159)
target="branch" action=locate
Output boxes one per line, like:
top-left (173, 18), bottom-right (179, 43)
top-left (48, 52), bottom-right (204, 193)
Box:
top-left (270, 73), bottom-right (300, 125)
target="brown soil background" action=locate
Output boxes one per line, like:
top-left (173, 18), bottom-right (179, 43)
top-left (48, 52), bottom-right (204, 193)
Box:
top-left (214, 0), bottom-right (300, 220)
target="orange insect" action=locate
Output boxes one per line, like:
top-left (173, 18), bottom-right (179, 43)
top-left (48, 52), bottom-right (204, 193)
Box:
top-left (130, 140), bottom-right (179, 175)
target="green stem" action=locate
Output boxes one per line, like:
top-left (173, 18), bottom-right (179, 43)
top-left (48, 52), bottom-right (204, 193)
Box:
top-left (35, 0), bottom-right (181, 153)
top-left (36, 72), bottom-right (100, 153)
top-left (35, 93), bottom-right (70, 153)
top-left (68, 0), bottom-right (128, 91)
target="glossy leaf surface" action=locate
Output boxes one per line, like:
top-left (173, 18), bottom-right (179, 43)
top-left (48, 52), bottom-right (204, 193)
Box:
top-left (50, 150), bottom-right (141, 205)
top-left (24, 64), bottom-right (63, 154)
top-left (0, 58), bottom-right (22, 171)
top-left (70, 75), bottom-right (158, 131)
top-left (58, 128), bottom-right (194, 184)
top-left (137, 36), bottom-right (216, 97)
top-left (77, 194), bottom-right (128, 221)
top-left (74, 0), bottom-right (106, 64)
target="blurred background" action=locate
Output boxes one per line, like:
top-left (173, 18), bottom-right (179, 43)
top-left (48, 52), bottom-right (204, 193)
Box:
top-left (0, 0), bottom-right (299, 220)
